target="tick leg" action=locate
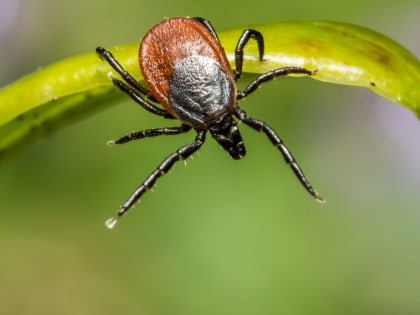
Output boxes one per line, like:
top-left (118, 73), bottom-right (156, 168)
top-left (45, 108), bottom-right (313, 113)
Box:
top-left (234, 107), bottom-right (324, 203)
top-left (237, 67), bottom-right (316, 100)
top-left (193, 17), bottom-right (220, 42)
top-left (105, 130), bottom-right (206, 228)
top-left (96, 47), bottom-right (173, 118)
top-left (112, 78), bottom-right (174, 118)
top-left (108, 124), bottom-right (191, 145)
top-left (96, 47), bottom-right (154, 100)
top-left (234, 29), bottom-right (264, 81)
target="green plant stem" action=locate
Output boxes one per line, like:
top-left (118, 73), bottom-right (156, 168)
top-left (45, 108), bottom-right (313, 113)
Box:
top-left (0, 20), bottom-right (419, 164)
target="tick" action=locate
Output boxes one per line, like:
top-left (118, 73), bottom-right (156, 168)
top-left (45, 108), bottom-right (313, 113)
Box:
top-left (96, 17), bottom-right (324, 228)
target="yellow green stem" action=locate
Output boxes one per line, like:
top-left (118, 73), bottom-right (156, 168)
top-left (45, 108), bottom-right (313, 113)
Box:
top-left (0, 20), bottom-right (419, 164)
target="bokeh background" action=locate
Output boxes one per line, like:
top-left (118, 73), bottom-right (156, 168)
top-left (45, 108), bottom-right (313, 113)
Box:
top-left (1, 0), bottom-right (420, 314)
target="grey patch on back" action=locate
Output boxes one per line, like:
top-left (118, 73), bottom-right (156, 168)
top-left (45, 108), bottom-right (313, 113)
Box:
top-left (169, 55), bottom-right (234, 127)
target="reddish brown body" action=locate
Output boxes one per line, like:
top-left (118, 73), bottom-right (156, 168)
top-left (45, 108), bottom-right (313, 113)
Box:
top-left (139, 17), bottom-right (236, 121)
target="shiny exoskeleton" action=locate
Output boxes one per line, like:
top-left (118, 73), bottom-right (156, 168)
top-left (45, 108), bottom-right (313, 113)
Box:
top-left (96, 17), bottom-right (324, 228)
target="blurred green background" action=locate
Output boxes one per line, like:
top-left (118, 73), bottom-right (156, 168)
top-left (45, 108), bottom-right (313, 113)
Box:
top-left (1, 0), bottom-right (420, 314)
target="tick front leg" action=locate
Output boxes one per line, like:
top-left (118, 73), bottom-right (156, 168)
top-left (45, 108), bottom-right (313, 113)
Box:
top-left (105, 130), bottom-right (206, 229)
top-left (234, 107), bottom-right (324, 203)
top-left (107, 124), bottom-right (191, 146)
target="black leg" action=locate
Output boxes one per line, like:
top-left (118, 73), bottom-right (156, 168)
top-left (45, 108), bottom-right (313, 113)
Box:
top-left (234, 107), bottom-right (324, 203)
top-left (105, 130), bottom-right (207, 228)
top-left (234, 29), bottom-right (265, 81)
top-left (96, 47), bottom-right (173, 118)
top-left (96, 47), bottom-right (154, 99)
top-left (112, 78), bottom-right (174, 118)
top-left (108, 124), bottom-right (191, 145)
top-left (193, 17), bottom-right (220, 42)
top-left (237, 67), bottom-right (316, 100)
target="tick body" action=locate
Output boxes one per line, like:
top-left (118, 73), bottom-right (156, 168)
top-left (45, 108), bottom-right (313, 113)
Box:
top-left (96, 17), bottom-right (324, 228)
top-left (141, 18), bottom-right (236, 129)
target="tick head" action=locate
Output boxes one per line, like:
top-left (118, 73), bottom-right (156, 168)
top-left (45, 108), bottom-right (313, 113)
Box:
top-left (209, 115), bottom-right (245, 160)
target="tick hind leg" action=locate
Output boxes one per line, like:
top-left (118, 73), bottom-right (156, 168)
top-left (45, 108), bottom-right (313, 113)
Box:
top-left (96, 47), bottom-right (152, 99)
top-left (96, 47), bottom-right (173, 119)
top-left (233, 28), bottom-right (316, 86)
top-left (234, 107), bottom-right (324, 203)
top-left (105, 130), bottom-right (206, 229)
top-left (234, 29), bottom-right (265, 81)
top-left (193, 17), bottom-right (221, 42)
